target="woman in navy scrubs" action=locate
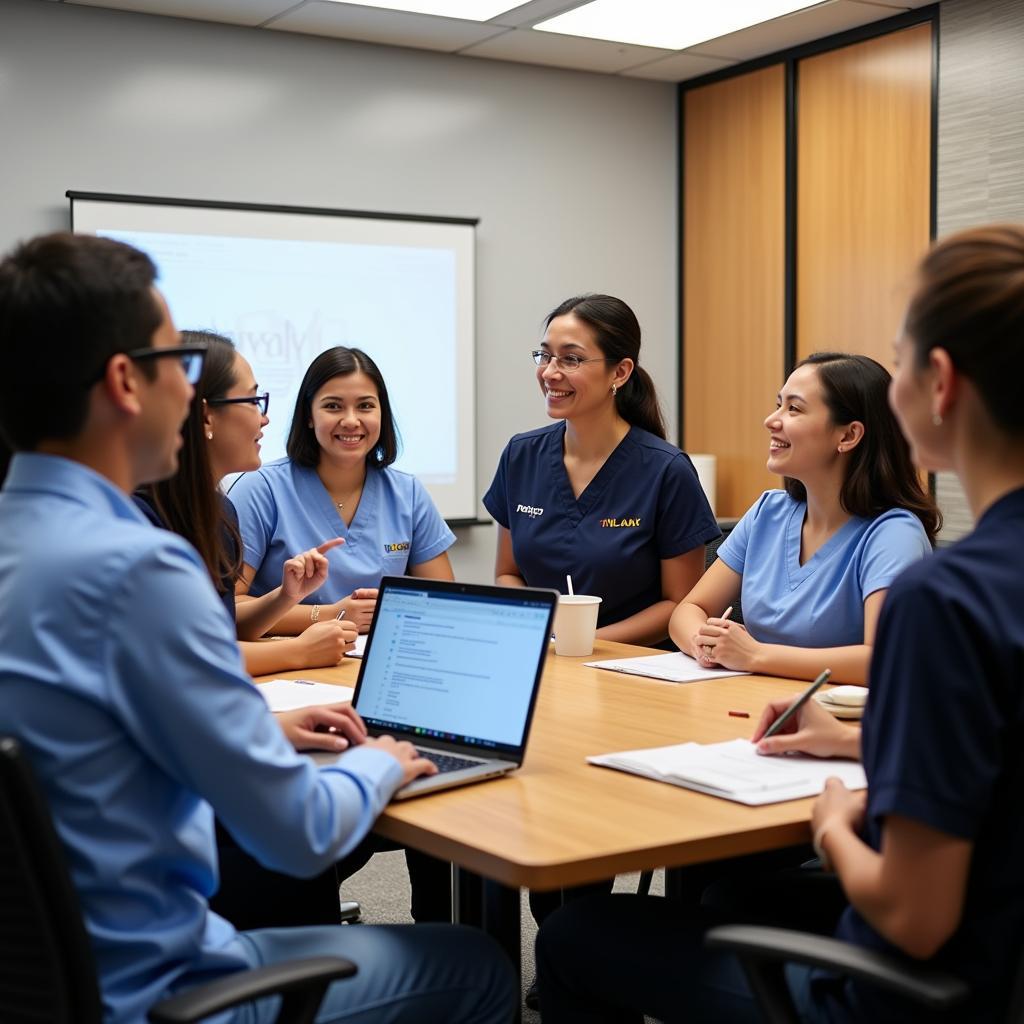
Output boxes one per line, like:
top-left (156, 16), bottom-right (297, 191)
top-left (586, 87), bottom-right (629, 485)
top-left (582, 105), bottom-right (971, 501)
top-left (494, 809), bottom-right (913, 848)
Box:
top-left (537, 226), bottom-right (1024, 1023)
top-left (670, 352), bottom-right (938, 684)
top-left (484, 294), bottom-right (719, 647)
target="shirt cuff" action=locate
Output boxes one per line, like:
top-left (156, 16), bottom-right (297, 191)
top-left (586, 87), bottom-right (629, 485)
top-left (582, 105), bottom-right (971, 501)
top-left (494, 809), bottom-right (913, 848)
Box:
top-left (326, 744), bottom-right (405, 806)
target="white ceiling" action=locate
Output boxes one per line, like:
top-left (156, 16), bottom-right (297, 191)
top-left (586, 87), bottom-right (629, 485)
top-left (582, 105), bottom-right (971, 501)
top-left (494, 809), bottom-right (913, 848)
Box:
top-left (58, 0), bottom-right (937, 82)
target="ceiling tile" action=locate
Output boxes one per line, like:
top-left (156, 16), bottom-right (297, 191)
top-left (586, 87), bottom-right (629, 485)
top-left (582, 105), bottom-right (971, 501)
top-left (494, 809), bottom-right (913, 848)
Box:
top-left (65, 0), bottom-right (295, 26)
top-left (266, 1), bottom-right (508, 51)
top-left (621, 52), bottom-right (737, 83)
top-left (459, 27), bottom-right (670, 74)
top-left (687, 0), bottom-right (909, 62)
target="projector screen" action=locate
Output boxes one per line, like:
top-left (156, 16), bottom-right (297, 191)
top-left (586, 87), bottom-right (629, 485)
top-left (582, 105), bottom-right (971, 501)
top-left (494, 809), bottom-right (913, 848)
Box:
top-left (69, 192), bottom-right (478, 522)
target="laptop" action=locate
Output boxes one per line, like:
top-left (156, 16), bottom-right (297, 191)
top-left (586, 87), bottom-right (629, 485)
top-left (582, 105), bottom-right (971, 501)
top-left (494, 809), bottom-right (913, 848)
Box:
top-left (351, 576), bottom-right (557, 799)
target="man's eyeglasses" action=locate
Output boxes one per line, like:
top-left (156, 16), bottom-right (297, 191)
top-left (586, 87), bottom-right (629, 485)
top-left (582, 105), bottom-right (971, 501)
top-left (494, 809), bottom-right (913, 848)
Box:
top-left (207, 393), bottom-right (270, 416)
top-left (123, 345), bottom-right (208, 384)
top-left (531, 350), bottom-right (612, 373)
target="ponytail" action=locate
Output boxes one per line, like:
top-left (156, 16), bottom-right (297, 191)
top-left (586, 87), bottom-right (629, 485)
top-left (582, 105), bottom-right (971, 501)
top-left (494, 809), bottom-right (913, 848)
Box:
top-left (617, 364), bottom-right (666, 439)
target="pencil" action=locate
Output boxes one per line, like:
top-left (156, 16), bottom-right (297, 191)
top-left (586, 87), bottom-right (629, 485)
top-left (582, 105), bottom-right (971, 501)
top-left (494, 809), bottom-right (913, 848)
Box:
top-left (762, 669), bottom-right (832, 738)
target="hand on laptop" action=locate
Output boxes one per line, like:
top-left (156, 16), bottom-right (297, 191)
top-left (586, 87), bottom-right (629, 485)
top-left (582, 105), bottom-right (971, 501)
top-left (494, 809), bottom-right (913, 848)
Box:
top-left (276, 702), bottom-right (368, 753)
top-left (364, 735), bottom-right (439, 786)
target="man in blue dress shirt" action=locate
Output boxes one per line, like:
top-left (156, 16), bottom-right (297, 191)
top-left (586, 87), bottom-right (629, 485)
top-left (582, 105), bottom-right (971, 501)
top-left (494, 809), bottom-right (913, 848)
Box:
top-left (0, 233), bottom-right (515, 1024)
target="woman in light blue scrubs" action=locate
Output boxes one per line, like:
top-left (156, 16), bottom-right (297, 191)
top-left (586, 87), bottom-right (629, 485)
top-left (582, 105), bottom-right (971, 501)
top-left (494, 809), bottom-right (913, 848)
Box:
top-left (670, 352), bottom-right (939, 685)
top-left (231, 346), bottom-right (455, 634)
top-left (484, 294), bottom-right (719, 648)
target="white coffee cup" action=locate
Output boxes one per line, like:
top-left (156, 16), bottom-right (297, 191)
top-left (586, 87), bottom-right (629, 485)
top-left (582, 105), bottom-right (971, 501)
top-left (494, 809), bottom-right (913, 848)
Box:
top-left (553, 595), bottom-right (602, 657)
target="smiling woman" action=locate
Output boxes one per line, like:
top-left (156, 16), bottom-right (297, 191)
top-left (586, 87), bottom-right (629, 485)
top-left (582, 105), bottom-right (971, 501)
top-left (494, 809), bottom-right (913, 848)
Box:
top-left (669, 351), bottom-right (940, 685)
top-left (229, 345), bottom-right (455, 637)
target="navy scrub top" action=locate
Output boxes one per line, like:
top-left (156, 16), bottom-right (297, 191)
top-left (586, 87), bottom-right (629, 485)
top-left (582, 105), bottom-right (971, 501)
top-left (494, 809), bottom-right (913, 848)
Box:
top-left (483, 422), bottom-right (720, 628)
top-left (828, 486), bottom-right (1024, 1022)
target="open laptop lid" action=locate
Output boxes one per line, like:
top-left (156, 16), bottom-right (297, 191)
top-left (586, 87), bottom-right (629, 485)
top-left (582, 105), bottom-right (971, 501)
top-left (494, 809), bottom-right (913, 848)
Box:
top-left (351, 576), bottom-right (557, 762)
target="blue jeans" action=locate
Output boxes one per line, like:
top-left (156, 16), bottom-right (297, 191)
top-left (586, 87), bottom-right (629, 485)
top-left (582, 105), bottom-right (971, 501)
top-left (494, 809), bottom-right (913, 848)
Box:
top-left (228, 923), bottom-right (516, 1023)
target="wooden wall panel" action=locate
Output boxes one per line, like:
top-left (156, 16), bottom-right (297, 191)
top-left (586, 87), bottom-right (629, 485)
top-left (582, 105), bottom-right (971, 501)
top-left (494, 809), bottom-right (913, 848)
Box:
top-left (683, 65), bottom-right (785, 518)
top-left (796, 23), bottom-right (932, 366)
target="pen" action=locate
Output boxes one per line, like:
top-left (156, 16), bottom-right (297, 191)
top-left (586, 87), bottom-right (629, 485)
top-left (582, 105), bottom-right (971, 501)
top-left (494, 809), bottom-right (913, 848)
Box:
top-left (762, 669), bottom-right (832, 739)
top-left (336, 608), bottom-right (347, 622)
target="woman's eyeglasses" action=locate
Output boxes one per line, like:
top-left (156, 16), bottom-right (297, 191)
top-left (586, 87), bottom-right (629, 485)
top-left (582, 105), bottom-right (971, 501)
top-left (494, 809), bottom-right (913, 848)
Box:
top-left (531, 350), bottom-right (612, 373)
top-left (207, 393), bottom-right (270, 416)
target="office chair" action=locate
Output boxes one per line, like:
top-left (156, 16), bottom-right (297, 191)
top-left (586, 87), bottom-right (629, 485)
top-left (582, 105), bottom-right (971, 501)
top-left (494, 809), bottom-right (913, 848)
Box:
top-left (0, 736), bottom-right (356, 1024)
top-left (705, 924), bottom-right (979, 1022)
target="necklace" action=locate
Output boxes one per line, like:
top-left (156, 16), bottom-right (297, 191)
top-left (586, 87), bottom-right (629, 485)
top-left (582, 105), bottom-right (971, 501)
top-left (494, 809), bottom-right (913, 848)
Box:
top-left (331, 484), bottom-right (364, 513)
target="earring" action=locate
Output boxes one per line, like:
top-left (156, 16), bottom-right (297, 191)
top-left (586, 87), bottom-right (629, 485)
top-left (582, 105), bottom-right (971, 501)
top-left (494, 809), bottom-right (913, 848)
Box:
top-left (611, 383), bottom-right (618, 397)
top-left (932, 414), bottom-right (943, 427)
top-left (206, 432), bottom-right (213, 440)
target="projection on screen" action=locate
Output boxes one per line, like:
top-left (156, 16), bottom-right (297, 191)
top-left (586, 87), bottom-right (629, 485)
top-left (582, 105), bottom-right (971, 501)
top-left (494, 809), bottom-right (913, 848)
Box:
top-left (68, 194), bottom-right (477, 521)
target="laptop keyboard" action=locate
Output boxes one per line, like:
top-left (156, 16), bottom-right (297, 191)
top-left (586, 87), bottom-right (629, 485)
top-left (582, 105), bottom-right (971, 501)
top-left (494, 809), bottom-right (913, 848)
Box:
top-left (416, 749), bottom-right (484, 774)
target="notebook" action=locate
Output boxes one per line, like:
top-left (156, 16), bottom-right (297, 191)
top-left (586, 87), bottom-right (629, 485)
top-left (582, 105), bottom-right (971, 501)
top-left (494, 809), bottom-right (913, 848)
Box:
top-left (351, 576), bottom-right (557, 799)
top-left (584, 651), bottom-right (749, 683)
top-left (588, 738), bottom-right (866, 806)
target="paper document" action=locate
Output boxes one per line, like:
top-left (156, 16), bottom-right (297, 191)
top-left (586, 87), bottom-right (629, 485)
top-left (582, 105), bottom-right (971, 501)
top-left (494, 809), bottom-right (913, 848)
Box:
top-left (585, 651), bottom-right (749, 683)
top-left (257, 678), bottom-right (355, 711)
top-left (344, 634), bottom-right (368, 659)
top-left (588, 738), bottom-right (866, 806)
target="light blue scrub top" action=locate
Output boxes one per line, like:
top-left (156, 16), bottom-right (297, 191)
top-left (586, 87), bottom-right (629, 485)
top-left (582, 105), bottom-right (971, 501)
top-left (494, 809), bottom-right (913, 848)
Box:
top-left (718, 489), bottom-right (931, 648)
top-left (229, 458), bottom-right (455, 603)
top-left (0, 454), bottom-right (402, 1024)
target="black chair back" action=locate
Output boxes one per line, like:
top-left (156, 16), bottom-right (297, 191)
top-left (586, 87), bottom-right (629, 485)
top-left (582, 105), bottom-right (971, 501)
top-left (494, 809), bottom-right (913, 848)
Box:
top-left (0, 736), bottom-right (103, 1024)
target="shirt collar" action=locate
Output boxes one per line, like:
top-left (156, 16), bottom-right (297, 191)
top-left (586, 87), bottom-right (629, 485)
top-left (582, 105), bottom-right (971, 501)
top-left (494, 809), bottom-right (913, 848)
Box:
top-left (3, 452), bottom-right (150, 525)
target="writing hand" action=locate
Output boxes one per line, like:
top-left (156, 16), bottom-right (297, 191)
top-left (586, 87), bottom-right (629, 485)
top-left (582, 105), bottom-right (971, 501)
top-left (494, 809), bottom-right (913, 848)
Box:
top-left (753, 694), bottom-right (858, 759)
top-left (293, 620), bottom-right (356, 667)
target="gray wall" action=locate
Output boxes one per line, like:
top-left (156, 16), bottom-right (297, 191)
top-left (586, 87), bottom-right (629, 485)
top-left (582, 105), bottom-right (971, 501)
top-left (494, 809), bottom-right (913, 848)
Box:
top-left (0, 0), bottom-right (678, 581)
top-left (935, 0), bottom-right (1024, 539)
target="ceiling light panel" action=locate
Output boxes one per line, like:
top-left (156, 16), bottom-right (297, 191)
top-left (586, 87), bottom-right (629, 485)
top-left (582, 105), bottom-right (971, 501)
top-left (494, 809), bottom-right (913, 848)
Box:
top-left (535, 0), bottom-right (828, 51)
top-left (320, 0), bottom-right (521, 20)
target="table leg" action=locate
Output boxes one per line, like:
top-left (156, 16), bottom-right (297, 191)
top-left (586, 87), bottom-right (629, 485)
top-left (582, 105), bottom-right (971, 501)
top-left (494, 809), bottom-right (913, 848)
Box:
top-left (453, 867), bottom-right (523, 1022)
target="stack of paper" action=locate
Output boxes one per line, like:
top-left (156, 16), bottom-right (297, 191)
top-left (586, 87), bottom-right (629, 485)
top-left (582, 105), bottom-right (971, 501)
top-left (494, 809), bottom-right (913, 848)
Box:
top-left (256, 678), bottom-right (354, 711)
top-left (588, 738), bottom-right (866, 805)
top-left (584, 651), bottom-right (749, 683)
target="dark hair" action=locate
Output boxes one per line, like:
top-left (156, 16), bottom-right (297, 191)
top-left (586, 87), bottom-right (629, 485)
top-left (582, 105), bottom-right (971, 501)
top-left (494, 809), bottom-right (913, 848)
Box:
top-left (905, 224), bottom-right (1024, 436)
top-left (0, 233), bottom-right (162, 451)
top-left (286, 347), bottom-right (400, 468)
top-left (784, 352), bottom-right (940, 543)
top-left (545, 294), bottom-right (666, 439)
top-left (141, 331), bottom-right (242, 592)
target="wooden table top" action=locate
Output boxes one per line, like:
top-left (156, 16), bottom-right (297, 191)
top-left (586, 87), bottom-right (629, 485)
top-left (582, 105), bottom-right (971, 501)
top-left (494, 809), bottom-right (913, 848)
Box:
top-left (262, 641), bottom-right (821, 889)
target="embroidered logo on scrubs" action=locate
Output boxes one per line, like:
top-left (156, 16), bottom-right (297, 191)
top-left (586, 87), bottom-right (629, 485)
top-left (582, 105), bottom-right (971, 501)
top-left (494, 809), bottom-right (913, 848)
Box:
top-left (384, 541), bottom-right (411, 553)
top-left (600, 517), bottom-right (642, 528)
top-left (516, 504), bottom-right (544, 519)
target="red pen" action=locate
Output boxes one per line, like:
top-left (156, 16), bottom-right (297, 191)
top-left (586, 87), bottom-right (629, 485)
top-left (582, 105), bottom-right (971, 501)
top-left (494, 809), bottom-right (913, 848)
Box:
top-left (728, 710), bottom-right (750, 718)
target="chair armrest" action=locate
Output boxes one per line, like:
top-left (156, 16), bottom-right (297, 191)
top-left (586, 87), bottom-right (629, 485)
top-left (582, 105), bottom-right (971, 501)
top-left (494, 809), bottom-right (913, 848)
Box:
top-left (706, 925), bottom-right (969, 1011)
top-left (148, 956), bottom-right (357, 1024)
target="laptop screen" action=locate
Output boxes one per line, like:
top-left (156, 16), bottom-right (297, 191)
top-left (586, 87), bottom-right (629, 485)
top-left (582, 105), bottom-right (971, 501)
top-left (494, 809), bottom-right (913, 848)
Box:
top-left (353, 578), bottom-right (555, 757)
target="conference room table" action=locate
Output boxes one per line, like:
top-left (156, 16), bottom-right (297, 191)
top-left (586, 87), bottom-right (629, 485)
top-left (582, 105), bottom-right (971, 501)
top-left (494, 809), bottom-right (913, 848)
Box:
top-left (260, 639), bottom-right (833, 982)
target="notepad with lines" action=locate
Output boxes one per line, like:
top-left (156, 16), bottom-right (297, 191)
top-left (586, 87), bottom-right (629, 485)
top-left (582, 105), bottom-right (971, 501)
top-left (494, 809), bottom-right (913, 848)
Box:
top-left (588, 738), bottom-right (866, 805)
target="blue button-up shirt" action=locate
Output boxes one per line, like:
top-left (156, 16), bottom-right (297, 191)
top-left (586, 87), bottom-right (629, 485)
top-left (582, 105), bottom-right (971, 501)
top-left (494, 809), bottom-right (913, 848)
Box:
top-left (0, 454), bottom-right (402, 1024)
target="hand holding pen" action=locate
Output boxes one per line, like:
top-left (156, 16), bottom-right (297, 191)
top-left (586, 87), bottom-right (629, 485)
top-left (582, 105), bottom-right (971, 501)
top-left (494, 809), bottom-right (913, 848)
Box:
top-left (695, 605), bottom-right (761, 669)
